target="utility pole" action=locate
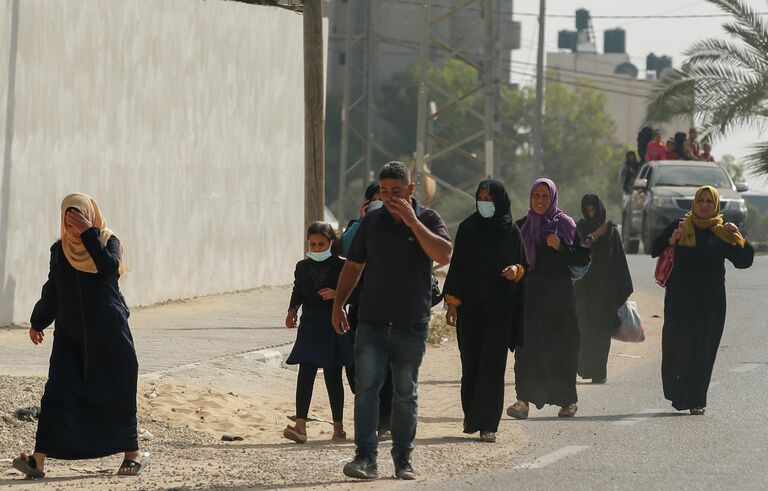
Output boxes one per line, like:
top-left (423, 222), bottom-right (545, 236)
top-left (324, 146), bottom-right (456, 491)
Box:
top-left (364, 1), bottom-right (375, 185)
top-left (413, 0), bottom-right (431, 180)
top-left (337, 0), bottom-right (354, 227)
top-left (304, 0), bottom-right (324, 234)
top-left (482, 0), bottom-right (499, 178)
top-left (532, 0), bottom-right (545, 177)
top-left (414, 0), bottom-right (502, 205)
top-left (336, 0), bottom-right (376, 227)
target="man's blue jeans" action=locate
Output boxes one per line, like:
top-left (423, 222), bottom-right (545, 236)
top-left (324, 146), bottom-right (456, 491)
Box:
top-left (354, 320), bottom-right (428, 459)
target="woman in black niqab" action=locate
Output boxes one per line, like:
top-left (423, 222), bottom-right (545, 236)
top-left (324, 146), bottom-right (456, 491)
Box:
top-left (443, 179), bottom-right (527, 442)
top-left (574, 194), bottom-right (633, 384)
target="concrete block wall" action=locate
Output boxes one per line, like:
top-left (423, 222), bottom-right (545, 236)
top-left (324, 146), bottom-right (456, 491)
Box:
top-left (0, 0), bottom-right (305, 325)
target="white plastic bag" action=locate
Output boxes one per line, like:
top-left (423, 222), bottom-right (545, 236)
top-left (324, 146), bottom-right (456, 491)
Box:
top-left (613, 300), bottom-right (645, 342)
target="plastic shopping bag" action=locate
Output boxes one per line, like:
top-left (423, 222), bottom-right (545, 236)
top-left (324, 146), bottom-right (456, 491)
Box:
top-left (613, 300), bottom-right (645, 343)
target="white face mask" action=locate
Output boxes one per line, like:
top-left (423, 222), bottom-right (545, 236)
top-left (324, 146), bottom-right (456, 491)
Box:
top-left (306, 243), bottom-right (333, 262)
top-left (477, 201), bottom-right (496, 218)
top-left (368, 200), bottom-right (384, 211)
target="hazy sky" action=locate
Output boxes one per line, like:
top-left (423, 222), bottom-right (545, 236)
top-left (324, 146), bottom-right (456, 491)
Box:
top-left (510, 0), bottom-right (768, 188)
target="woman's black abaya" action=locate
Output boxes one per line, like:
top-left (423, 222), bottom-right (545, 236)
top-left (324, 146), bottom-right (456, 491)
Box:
top-left (31, 232), bottom-right (138, 459)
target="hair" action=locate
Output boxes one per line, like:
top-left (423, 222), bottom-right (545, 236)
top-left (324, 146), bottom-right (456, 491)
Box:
top-left (674, 132), bottom-right (688, 157)
top-left (364, 183), bottom-right (380, 200)
top-left (626, 150), bottom-right (637, 160)
top-left (379, 160), bottom-right (411, 184)
top-left (689, 126), bottom-right (699, 135)
top-left (637, 126), bottom-right (654, 162)
top-left (306, 221), bottom-right (339, 256)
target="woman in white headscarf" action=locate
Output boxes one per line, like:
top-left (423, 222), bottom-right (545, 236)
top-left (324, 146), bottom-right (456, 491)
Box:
top-left (12, 193), bottom-right (145, 479)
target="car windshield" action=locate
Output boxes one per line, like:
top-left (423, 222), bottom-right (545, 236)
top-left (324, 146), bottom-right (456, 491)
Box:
top-left (652, 165), bottom-right (733, 189)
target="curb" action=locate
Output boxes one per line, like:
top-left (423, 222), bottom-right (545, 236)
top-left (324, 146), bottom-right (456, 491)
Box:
top-left (139, 342), bottom-right (294, 381)
top-left (235, 346), bottom-right (292, 369)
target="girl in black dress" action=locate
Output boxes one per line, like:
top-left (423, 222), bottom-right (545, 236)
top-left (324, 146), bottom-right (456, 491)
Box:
top-left (283, 222), bottom-right (354, 443)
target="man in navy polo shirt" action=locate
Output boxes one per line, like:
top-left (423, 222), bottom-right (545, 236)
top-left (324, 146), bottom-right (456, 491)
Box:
top-left (332, 161), bottom-right (452, 480)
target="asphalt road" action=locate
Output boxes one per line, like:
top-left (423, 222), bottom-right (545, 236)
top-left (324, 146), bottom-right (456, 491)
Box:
top-left (418, 254), bottom-right (768, 491)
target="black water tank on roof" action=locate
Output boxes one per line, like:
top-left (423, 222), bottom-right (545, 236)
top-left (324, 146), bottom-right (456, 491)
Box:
top-left (558, 30), bottom-right (577, 51)
top-left (615, 62), bottom-right (638, 78)
top-left (576, 9), bottom-right (590, 30)
top-left (656, 56), bottom-right (673, 76)
top-left (604, 28), bottom-right (626, 54)
top-left (647, 53), bottom-right (658, 71)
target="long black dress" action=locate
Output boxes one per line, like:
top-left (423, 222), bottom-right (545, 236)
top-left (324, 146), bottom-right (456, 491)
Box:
top-left (651, 221), bottom-right (754, 410)
top-left (443, 211), bottom-right (526, 434)
top-left (31, 229), bottom-right (138, 459)
top-left (514, 217), bottom-right (590, 409)
top-left (574, 222), bottom-right (633, 381)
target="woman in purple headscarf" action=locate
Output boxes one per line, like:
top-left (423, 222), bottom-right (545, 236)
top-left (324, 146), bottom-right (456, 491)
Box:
top-left (507, 178), bottom-right (590, 419)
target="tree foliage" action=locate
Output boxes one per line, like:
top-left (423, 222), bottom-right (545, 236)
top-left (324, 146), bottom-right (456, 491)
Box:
top-left (327, 60), bottom-right (626, 226)
top-left (646, 0), bottom-right (768, 175)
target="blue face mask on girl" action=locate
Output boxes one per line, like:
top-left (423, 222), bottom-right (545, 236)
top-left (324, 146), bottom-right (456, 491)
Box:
top-left (306, 244), bottom-right (333, 262)
top-left (477, 201), bottom-right (496, 218)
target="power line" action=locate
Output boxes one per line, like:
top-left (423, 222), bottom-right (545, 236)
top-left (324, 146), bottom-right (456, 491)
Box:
top-left (513, 11), bottom-right (768, 19)
top-left (511, 59), bottom-right (659, 84)
top-left (377, 0), bottom-right (768, 19)
top-left (614, 0), bottom-right (707, 28)
top-left (517, 42), bottom-right (648, 69)
top-left (508, 69), bottom-right (652, 99)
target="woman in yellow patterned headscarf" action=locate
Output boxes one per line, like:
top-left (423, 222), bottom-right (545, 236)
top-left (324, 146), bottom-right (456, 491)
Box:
top-left (60, 193), bottom-right (125, 275)
top-left (678, 185), bottom-right (745, 248)
top-left (650, 184), bottom-right (753, 417)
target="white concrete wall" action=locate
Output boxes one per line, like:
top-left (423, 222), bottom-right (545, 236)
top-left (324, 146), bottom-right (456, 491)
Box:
top-left (547, 52), bottom-right (689, 147)
top-left (0, 0), bottom-right (306, 325)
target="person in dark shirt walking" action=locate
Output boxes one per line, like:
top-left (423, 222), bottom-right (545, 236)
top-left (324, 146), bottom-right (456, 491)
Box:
top-left (332, 161), bottom-right (452, 480)
top-left (340, 183), bottom-right (394, 441)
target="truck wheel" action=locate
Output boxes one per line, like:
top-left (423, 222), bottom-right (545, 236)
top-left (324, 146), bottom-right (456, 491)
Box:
top-left (622, 216), bottom-right (639, 254)
top-left (642, 218), bottom-right (653, 255)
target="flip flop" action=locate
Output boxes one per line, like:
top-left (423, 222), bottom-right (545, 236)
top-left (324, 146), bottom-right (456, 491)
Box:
top-left (332, 430), bottom-right (347, 442)
top-left (479, 432), bottom-right (497, 443)
top-left (221, 434), bottom-right (245, 442)
top-left (12, 455), bottom-right (45, 479)
top-left (117, 452), bottom-right (150, 476)
top-left (283, 425), bottom-right (307, 444)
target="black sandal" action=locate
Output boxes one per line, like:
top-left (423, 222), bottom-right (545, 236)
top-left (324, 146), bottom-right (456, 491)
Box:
top-left (117, 455), bottom-right (148, 476)
top-left (12, 455), bottom-right (45, 479)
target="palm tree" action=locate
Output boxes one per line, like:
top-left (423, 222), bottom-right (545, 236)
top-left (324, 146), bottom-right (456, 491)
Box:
top-left (646, 0), bottom-right (768, 174)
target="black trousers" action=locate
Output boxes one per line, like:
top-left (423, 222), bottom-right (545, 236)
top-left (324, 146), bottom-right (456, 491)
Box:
top-left (296, 364), bottom-right (345, 422)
